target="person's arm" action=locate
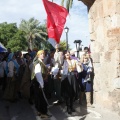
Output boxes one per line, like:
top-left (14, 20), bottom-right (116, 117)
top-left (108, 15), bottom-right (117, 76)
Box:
top-left (35, 63), bottom-right (44, 88)
top-left (54, 52), bottom-right (58, 62)
top-left (59, 52), bottom-right (64, 66)
top-left (76, 60), bottom-right (83, 72)
top-left (62, 60), bottom-right (68, 75)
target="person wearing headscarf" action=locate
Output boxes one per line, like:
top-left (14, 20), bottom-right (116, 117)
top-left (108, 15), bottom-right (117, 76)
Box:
top-left (31, 50), bottom-right (52, 119)
top-left (3, 53), bottom-right (19, 102)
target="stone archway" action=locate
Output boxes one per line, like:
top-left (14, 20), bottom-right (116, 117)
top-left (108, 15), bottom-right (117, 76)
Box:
top-left (79, 0), bottom-right (120, 115)
top-left (79, 0), bottom-right (95, 10)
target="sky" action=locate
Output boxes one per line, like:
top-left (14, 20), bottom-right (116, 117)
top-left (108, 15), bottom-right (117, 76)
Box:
top-left (0, 0), bottom-right (90, 49)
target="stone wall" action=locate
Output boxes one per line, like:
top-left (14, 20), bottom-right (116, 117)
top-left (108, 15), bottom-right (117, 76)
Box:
top-left (87, 0), bottom-right (120, 115)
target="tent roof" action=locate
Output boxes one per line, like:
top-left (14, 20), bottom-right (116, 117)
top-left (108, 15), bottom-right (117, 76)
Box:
top-left (0, 42), bottom-right (7, 52)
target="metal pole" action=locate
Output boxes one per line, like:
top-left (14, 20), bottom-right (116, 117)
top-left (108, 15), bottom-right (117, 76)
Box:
top-left (77, 50), bottom-right (79, 58)
top-left (66, 32), bottom-right (68, 50)
top-left (75, 43), bottom-right (78, 57)
top-left (75, 43), bottom-right (78, 58)
top-left (77, 44), bottom-right (78, 58)
top-left (77, 43), bottom-right (80, 58)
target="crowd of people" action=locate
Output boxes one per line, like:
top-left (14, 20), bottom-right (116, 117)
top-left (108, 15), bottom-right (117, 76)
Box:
top-left (0, 44), bottom-right (94, 119)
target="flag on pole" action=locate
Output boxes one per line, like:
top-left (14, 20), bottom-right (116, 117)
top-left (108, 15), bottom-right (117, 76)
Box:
top-left (42, 0), bottom-right (68, 47)
top-left (88, 44), bottom-right (91, 54)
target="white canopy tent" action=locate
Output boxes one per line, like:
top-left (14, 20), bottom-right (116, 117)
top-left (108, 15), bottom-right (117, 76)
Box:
top-left (0, 42), bottom-right (7, 52)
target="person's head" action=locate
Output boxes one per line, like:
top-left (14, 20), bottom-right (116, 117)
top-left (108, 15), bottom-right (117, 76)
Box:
top-left (24, 53), bottom-right (31, 60)
top-left (64, 51), bottom-right (71, 60)
top-left (27, 48), bottom-right (32, 53)
top-left (33, 48), bottom-right (38, 52)
top-left (84, 47), bottom-right (89, 54)
top-left (44, 49), bottom-right (48, 56)
top-left (82, 55), bottom-right (89, 63)
top-left (84, 56), bottom-right (89, 62)
top-left (49, 48), bottom-right (55, 58)
top-left (7, 48), bottom-right (11, 53)
top-left (50, 52), bottom-right (54, 58)
top-left (8, 53), bottom-right (15, 62)
top-left (37, 50), bottom-right (45, 60)
top-left (16, 51), bottom-right (22, 57)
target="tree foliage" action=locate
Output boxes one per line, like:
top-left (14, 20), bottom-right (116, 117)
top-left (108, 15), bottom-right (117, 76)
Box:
top-left (19, 17), bottom-right (47, 50)
top-left (0, 22), bottom-right (27, 52)
top-left (0, 18), bottom-right (71, 52)
top-left (0, 22), bottom-right (17, 46)
top-left (59, 40), bottom-right (70, 51)
top-left (6, 30), bottom-right (27, 52)
top-left (61, 0), bottom-right (73, 12)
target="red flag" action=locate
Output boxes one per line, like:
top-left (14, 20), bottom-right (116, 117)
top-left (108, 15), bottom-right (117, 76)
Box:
top-left (42, 0), bottom-right (68, 47)
top-left (88, 45), bottom-right (91, 54)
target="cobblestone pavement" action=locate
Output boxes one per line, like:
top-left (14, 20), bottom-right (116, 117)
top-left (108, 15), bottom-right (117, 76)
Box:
top-left (0, 96), bottom-right (120, 120)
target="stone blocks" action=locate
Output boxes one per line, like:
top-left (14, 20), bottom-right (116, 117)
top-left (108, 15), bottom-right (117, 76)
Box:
top-left (88, 0), bottom-right (120, 115)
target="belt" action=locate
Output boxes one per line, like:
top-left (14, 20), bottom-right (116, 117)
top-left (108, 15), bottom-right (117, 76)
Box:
top-left (67, 71), bottom-right (76, 75)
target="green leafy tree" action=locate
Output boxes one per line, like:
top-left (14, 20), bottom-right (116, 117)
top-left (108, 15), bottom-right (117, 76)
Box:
top-left (19, 17), bottom-right (47, 50)
top-left (59, 40), bottom-right (70, 51)
top-left (6, 30), bottom-right (27, 52)
top-left (61, 0), bottom-right (73, 12)
top-left (0, 22), bottom-right (18, 46)
top-left (34, 23), bottom-right (48, 49)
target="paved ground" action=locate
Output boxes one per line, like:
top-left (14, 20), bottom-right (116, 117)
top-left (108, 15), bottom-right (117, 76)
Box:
top-left (0, 88), bottom-right (119, 120)
top-left (0, 96), bottom-right (120, 120)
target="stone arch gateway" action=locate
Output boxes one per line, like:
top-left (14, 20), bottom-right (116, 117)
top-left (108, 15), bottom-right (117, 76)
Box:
top-left (78, 0), bottom-right (120, 115)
